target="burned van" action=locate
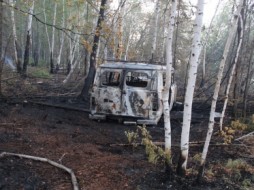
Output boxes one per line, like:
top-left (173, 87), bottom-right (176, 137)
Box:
top-left (89, 61), bottom-right (176, 125)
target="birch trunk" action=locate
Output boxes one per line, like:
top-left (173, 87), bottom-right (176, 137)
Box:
top-left (22, 0), bottom-right (34, 75)
top-left (50, 2), bottom-right (57, 74)
top-left (56, 0), bottom-right (65, 72)
top-left (160, 10), bottom-right (167, 63)
top-left (177, 0), bottom-right (204, 176)
top-left (9, 0), bottom-right (22, 73)
top-left (242, 5), bottom-right (253, 118)
top-left (242, 45), bottom-right (254, 118)
top-left (0, 1), bottom-right (3, 95)
top-left (219, 15), bottom-right (243, 130)
top-left (150, 0), bottom-right (160, 62)
top-left (63, 5), bottom-right (83, 83)
top-left (116, 0), bottom-right (125, 60)
top-left (43, 0), bottom-right (52, 67)
top-left (63, 35), bottom-right (79, 84)
top-left (124, 13), bottom-right (134, 61)
top-left (202, 0), bottom-right (221, 81)
top-left (163, 0), bottom-right (178, 171)
top-left (198, 0), bottom-right (243, 180)
top-left (124, 27), bottom-right (132, 61)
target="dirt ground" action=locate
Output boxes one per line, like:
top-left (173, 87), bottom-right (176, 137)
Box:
top-left (0, 71), bottom-right (254, 190)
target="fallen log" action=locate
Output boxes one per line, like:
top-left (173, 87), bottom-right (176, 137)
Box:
top-left (0, 152), bottom-right (79, 190)
top-left (109, 141), bottom-right (249, 147)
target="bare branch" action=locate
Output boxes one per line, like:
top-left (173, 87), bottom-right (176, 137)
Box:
top-left (0, 0), bottom-right (92, 39)
top-left (235, 131), bottom-right (254, 141)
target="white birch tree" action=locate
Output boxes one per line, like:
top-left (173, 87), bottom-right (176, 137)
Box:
top-left (202, 0), bottom-right (221, 81)
top-left (151, 0), bottom-right (160, 62)
top-left (163, 0), bottom-right (178, 170)
top-left (43, 0), bottom-right (51, 61)
top-left (198, 0), bottom-right (244, 180)
top-left (63, 34), bottom-right (79, 84)
top-left (56, 0), bottom-right (66, 71)
top-left (115, 0), bottom-right (125, 60)
top-left (219, 15), bottom-right (243, 130)
top-left (9, 0), bottom-right (22, 73)
top-left (0, 1), bottom-right (3, 95)
top-left (22, 0), bottom-right (34, 75)
top-left (43, 0), bottom-right (57, 73)
top-left (177, 0), bottom-right (204, 176)
top-left (50, 2), bottom-right (57, 73)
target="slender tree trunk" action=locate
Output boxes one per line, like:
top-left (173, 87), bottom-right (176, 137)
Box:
top-left (150, 0), bottom-right (160, 62)
top-left (163, 0), bottom-right (178, 173)
top-left (33, 21), bottom-right (39, 66)
top-left (50, 2), bottom-right (57, 74)
top-left (177, 0), bottom-right (204, 176)
top-left (63, 34), bottom-right (79, 83)
top-left (63, 5), bottom-right (83, 83)
top-left (197, 0), bottom-right (243, 181)
top-left (56, 0), bottom-right (65, 72)
top-left (160, 8), bottom-right (167, 63)
top-left (116, 0), bottom-right (125, 60)
top-left (43, 0), bottom-right (52, 69)
top-left (124, 28), bottom-right (132, 61)
top-left (80, 0), bottom-right (107, 100)
top-left (0, 1), bottom-right (3, 95)
top-left (233, 0), bottom-right (246, 118)
top-left (219, 15), bottom-right (243, 130)
top-left (242, 45), bottom-right (254, 118)
top-left (124, 13), bottom-right (134, 61)
top-left (9, 0), bottom-right (22, 73)
top-left (202, 0), bottom-right (221, 82)
top-left (242, 4), bottom-right (253, 118)
top-left (23, 0), bottom-right (35, 75)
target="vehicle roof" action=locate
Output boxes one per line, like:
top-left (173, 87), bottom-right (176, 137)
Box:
top-left (99, 61), bottom-right (167, 71)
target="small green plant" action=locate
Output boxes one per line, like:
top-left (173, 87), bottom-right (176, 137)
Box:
top-left (225, 159), bottom-right (250, 181)
top-left (226, 159), bottom-right (248, 171)
top-left (124, 129), bottom-right (139, 147)
top-left (193, 153), bottom-right (202, 162)
top-left (138, 125), bottom-right (171, 165)
top-left (125, 125), bottom-right (171, 165)
top-left (220, 120), bottom-right (248, 144)
top-left (231, 120), bottom-right (248, 131)
top-left (242, 179), bottom-right (251, 188)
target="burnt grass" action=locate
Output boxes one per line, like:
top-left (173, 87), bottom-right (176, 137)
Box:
top-left (0, 73), bottom-right (254, 190)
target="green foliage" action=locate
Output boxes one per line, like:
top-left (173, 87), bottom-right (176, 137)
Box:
top-left (226, 159), bottom-right (248, 171)
top-left (231, 120), bottom-right (248, 131)
top-left (37, 60), bottom-right (48, 67)
top-left (224, 159), bottom-right (254, 183)
top-left (219, 120), bottom-right (249, 144)
top-left (138, 125), bottom-right (171, 165)
top-left (242, 179), bottom-right (252, 189)
top-left (124, 129), bottom-right (139, 147)
top-left (124, 125), bottom-right (171, 165)
top-left (30, 68), bottom-right (52, 78)
top-left (193, 153), bottom-right (202, 163)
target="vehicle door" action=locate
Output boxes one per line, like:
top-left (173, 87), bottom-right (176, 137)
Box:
top-left (122, 70), bottom-right (152, 118)
top-left (93, 69), bottom-right (122, 115)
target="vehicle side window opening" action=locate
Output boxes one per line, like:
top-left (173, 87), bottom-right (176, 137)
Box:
top-left (101, 71), bottom-right (121, 86)
top-left (126, 71), bottom-right (149, 88)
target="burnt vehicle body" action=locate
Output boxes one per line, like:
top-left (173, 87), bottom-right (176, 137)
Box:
top-left (89, 61), bottom-right (176, 125)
